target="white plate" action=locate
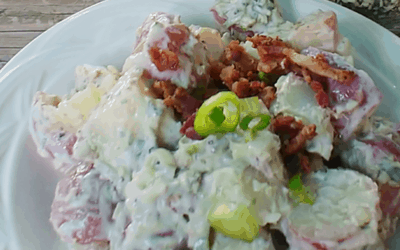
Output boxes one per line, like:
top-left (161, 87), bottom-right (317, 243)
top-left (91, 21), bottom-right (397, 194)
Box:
top-left (1, 0), bottom-right (399, 249)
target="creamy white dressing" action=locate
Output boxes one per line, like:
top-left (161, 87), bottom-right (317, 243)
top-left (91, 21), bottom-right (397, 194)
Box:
top-left (72, 67), bottom-right (180, 165)
top-left (212, 0), bottom-right (285, 33)
top-left (270, 73), bottom-right (335, 160)
top-left (114, 131), bottom-right (290, 249)
top-left (212, 233), bottom-right (274, 250)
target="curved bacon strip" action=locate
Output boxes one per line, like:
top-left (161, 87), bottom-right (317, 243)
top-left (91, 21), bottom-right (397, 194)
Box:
top-left (271, 116), bottom-right (317, 155)
top-left (247, 35), bottom-right (356, 85)
top-left (285, 124), bottom-right (317, 155)
top-left (148, 47), bottom-right (180, 71)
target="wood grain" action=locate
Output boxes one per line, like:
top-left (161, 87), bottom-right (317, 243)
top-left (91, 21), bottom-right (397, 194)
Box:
top-left (0, 0), bottom-right (102, 69)
top-left (331, 1), bottom-right (400, 37)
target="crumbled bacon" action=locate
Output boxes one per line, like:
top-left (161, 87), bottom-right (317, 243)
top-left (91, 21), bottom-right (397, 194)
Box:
top-left (179, 113), bottom-right (203, 140)
top-left (149, 80), bottom-right (177, 99)
top-left (220, 65), bottom-right (240, 85)
top-left (299, 154), bottom-right (311, 174)
top-left (165, 24), bottom-right (190, 53)
top-left (271, 116), bottom-right (317, 155)
top-left (149, 80), bottom-right (202, 119)
top-left (247, 35), bottom-right (355, 85)
top-left (285, 124), bottom-right (317, 155)
top-left (257, 86), bottom-right (276, 108)
top-left (164, 87), bottom-right (202, 119)
top-left (315, 90), bottom-right (330, 108)
top-left (148, 47), bottom-right (180, 71)
top-left (231, 78), bottom-right (251, 98)
top-left (224, 40), bottom-right (259, 74)
top-left (271, 116), bottom-right (304, 138)
top-left (209, 61), bottom-right (226, 80)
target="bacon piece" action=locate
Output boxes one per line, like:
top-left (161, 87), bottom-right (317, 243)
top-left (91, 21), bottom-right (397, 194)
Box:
top-left (271, 116), bottom-right (304, 138)
top-left (148, 47), bottom-right (180, 71)
top-left (231, 78), bottom-right (251, 98)
top-left (283, 49), bottom-right (355, 85)
top-left (164, 87), bottom-right (202, 119)
top-left (165, 24), bottom-right (190, 53)
top-left (299, 154), bottom-right (311, 174)
top-left (248, 35), bottom-right (355, 85)
top-left (285, 124), bottom-right (317, 155)
top-left (220, 65), bottom-right (240, 85)
top-left (315, 90), bottom-right (330, 108)
top-left (180, 113), bottom-right (203, 140)
top-left (210, 61), bottom-right (226, 80)
top-left (149, 80), bottom-right (202, 119)
top-left (258, 86), bottom-right (276, 109)
top-left (224, 40), bottom-right (259, 75)
top-left (149, 80), bottom-right (177, 99)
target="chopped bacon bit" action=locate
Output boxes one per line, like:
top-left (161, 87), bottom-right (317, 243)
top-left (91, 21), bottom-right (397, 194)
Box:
top-left (302, 68), bottom-right (312, 83)
top-left (142, 69), bottom-right (153, 80)
top-left (308, 80), bottom-right (330, 108)
top-left (257, 60), bottom-right (280, 74)
top-left (258, 86), bottom-right (276, 108)
top-left (232, 78), bottom-right (251, 98)
top-left (225, 41), bottom-right (245, 60)
top-left (285, 124), bottom-right (317, 155)
top-left (149, 80), bottom-right (202, 119)
top-left (247, 35), bottom-right (292, 49)
top-left (149, 80), bottom-right (177, 99)
top-left (315, 90), bottom-right (330, 108)
top-left (185, 127), bottom-right (203, 140)
top-left (310, 81), bottom-right (324, 92)
top-left (224, 40), bottom-right (259, 74)
top-left (165, 24), bottom-right (189, 53)
top-left (180, 112), bottom-right (196, 135)
top-left (271, 116), bottom-right (304, 138)
top-left (180, 113), bottom-right (203, 140)
top-left (220, 65), bottom-right (240, 85)
top-left (299, 154), bottom-right (311, 174)
top-left (210, 61), bottom-right (226, 80)
top-left (148, 47), bottom-right (180, 71)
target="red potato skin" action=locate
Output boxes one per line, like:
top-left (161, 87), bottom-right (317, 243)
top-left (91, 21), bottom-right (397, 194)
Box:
top-left (50, 167), bottom-right (118, 245)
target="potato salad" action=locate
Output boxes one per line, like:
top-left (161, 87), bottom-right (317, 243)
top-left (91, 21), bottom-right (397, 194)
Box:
top-left (29, 1), bottom-right (399, 250)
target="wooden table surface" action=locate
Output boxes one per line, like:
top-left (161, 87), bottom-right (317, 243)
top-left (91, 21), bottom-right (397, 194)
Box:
top-left (0, 0), bottom-right (399, 70)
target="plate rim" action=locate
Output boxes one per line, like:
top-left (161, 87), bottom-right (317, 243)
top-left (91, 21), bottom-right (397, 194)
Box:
top-left (1, 0), bottom-right (400, 249)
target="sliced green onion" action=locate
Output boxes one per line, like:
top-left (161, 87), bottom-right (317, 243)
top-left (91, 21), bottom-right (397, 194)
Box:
top-left (251, 114), bottom-right (271, 132)
top-left (288, 174), bottom-right (303, 191)
top-left (209, 107), bottom-right (225, 126)
top-left (288, 174), bottom-right (315, 206)
top-left (194, 91), bottom-right (240, 137)
top-left (258, 71), bottom-right (269, 84)
top-left (239, 115), bottom-right (254, 130)
top-left (239, 96), bottom-right (260, 117)
top-left (239, 114), bottom-right (271, 132)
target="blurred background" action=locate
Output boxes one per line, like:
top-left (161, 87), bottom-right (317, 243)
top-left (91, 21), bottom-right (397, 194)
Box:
top-left (0, 0), bottom-right (399, 70)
